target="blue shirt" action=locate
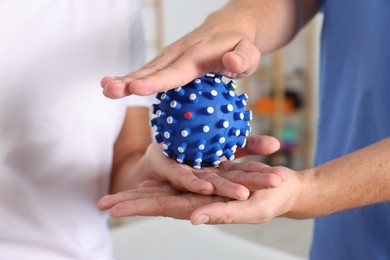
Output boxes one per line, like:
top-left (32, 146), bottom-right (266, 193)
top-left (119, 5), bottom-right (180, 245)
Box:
top-left (311, 0), bottom-right (390, 259)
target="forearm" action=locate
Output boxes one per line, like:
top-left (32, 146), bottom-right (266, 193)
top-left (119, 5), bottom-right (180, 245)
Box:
top-left (291, 138), bottom-right (390, 218)
top-left (110, 152), bottom-right (150, 193)
top-left (110, 107), bottom-right (152, 193)
top-left (207, 0), bottom-right (320, 53)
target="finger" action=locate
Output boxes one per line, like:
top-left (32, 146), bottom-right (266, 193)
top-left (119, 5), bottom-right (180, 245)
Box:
top-left (264, 166), bottom-right (289, 181)
top-left (123, 52), bottom-right (169, 80)
top-left (216, 170), bottom-right (284, 190)
top-left (138, 179), bottom-right (166, 188)
top-left (220, 160), bottom-right (269, 172)
top-left (235, 135), bottom-right (280, 158)
top-left (101, 77), bottom-right (130, 99)
top-left (97, 185), bottom-right (178, 210)
top-left (109, 196), bottom-right (190, 219)
top-left (100, 76), bottom-right (117, 89)
top-left (109, 193), bottom-right (225, 219)
top-left (147, 143), bottom-right (215, 195)
top-left (221, 39), bottom-right (261, 78)
top-left (195, 170), bottom-right (250, 200)
top-left (221, 161), bottom-right (288, 182)
top-left (100, 49), bottom-right (180, 98)
top-left (126, 49), bottom-right (210, 95)
top-left (190, 200), bottom-right (254, 225)
top-left (117, 50), bottom-right (179, 84)
top-left (155, 160), bottom-right (216, 195)
top-left (191, 198), bottom-right (272, 225)
top-left (220, 161), bottom-right (286, 188)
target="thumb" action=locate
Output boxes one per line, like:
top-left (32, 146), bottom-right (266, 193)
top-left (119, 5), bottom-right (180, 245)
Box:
top-left (190, 200), bottom-right (257, 225)
top-left (221, 39), bottom-right (261, 78)
top-left (235, 135), bottom-right (281, 158)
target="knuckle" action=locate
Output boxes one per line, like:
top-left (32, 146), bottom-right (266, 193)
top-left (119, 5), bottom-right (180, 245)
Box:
top-left (191, 39), bottom-right (208, 50)
top-left (271, 166), bottom-right (286, 176)
top-left (220, 203), bottom-right (236, 224)
top-left (223, 214), bottom-right (235, 224)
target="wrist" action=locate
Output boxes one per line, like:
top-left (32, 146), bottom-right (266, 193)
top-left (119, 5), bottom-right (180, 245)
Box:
top-left (283, 168), bottom-right (317, 219)
top-left (110, 152), bottom-right (150, 193)
top-left (130, 153), bottom-right (154, 188)
top-left (203, 9), bottom-right (258, 44)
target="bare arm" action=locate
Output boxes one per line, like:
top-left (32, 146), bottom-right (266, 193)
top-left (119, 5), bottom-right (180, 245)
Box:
top-left (210, 0), bottom-right (320, 53)
top-left (291, 137), bottom-right (390, 219)
top-left (110, 107), bottom-right (152, 193)
top-left (101, 0), bottom-right (320, 98)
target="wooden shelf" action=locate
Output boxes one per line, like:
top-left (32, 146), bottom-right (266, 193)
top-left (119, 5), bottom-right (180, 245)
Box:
top-left (241, 21), bottom-right (317, 170)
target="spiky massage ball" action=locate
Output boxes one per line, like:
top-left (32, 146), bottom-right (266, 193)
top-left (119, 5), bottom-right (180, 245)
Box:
top-left (150, 74), bottom-right (252, 168)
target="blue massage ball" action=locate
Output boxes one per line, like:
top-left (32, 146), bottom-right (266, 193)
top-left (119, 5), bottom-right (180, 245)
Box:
top-left (150, 74), bottom-right (252, 168)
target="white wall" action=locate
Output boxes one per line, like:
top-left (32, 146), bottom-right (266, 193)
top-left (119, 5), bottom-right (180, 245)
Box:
top-left (161, 0), bottom-right (228, 44)
top-left (142, 0), bottom-right (228, 60)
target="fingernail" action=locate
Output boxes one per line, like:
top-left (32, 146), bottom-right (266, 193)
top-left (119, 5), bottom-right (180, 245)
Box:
top-left (193, 215), bottom-right (210, 225)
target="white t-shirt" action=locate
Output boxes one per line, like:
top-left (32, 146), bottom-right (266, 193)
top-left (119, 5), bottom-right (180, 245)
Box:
top-left (0, 1), bottom-right (152, 259)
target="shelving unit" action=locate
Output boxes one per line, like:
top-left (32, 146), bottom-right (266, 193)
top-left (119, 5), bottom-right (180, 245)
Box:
top-left (239, 22), bottom-right (316, 170)
top-left (141, 0), bottom-right (164, 59)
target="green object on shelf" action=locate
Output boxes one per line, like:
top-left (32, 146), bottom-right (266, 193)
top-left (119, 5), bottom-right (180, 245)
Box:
top-left (282, 126), bottom-right (298, 142)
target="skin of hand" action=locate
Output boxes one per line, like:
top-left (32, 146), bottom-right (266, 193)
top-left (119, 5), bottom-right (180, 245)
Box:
top-left (111, 132), bottom-right (286, 201)
top-left (98, 163), bottom-right (301, 225)
top-left (100, 0), bottom-right (320, 98)
top-left (102, 137), bottom-right (390, 225)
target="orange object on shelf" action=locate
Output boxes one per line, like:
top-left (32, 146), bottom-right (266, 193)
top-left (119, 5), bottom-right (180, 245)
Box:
top-left (253, 97), bottom-right (294, 114)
